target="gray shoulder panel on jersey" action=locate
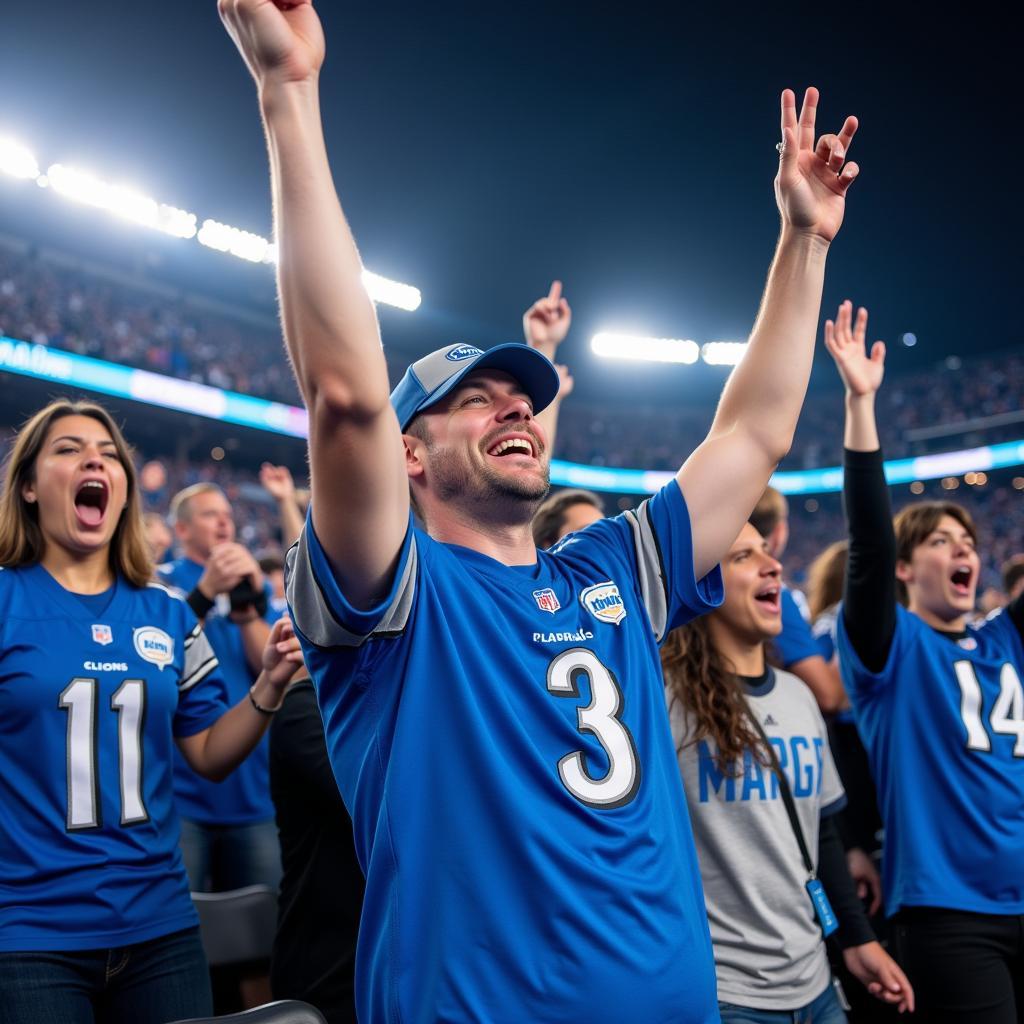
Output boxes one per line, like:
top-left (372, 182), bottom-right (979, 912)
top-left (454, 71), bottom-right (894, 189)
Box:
top-left (625, 499), bottom-right (669, 642)
top-left (181, 629), bottom-right (219, 692)
top-left (286, 526), bottom-right (418, 649)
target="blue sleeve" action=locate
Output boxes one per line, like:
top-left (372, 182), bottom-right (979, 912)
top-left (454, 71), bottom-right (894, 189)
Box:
top-left (773, 588), bottom-right (823, 668)
top-left (837, 601), bottom-right (912, 701)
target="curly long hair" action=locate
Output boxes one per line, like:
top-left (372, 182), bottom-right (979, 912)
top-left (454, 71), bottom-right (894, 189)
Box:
top-left (661, 615), bottom-right (770, 775)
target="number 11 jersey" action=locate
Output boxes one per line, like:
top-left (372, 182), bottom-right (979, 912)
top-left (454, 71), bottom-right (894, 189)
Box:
top-left (288, 481), bottom-right (724, 1024)
top-left (0, 564), bottom-right (227, 951)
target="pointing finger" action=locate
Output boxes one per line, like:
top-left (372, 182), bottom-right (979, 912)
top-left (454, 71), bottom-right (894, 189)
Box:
top-left (547, 280), bottom-right (562, 303)
top-left (798, 86), bottom-right (819, 151)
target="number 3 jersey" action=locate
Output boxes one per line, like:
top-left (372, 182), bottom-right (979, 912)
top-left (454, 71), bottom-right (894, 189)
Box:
top-left (837, 603), bottom-right (1024, 917)
top-left (287, 481), bottom-right (724, 1024)
top-left (0, 564), bottom-right (228, 951)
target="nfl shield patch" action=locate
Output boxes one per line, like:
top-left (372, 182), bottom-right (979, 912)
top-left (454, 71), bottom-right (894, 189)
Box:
top-left (92, 624), bottom-right (113, 646)
top-left (533, 588), bottom-right (561, 614)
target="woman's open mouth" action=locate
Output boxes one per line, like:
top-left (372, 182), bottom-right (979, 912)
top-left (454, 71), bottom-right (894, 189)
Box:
top-left (74, 479), bottom-right (110, 528)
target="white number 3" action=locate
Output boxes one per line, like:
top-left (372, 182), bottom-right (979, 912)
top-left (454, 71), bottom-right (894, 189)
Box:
top-left (954, 660), bottom-right (1024, 757)
top-left (547, 648), bottom-right (641, 808)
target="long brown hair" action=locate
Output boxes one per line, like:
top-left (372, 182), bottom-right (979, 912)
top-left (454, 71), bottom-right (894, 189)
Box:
top-left (0, 400), bottom-right (153, 586)
top-left (661, 616), bottom-right (770, 775)
top-left (806, 540), bottom-right (848, 621)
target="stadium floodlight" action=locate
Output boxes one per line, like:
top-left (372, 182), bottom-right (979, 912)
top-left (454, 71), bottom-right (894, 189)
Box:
top-left (197, 218), bottom-right (271, 264)
top-left (2, 132), bottom-right (421, 310)
top-left (591, 332), bottom-right (699, 364)
top-left (701, 341), bottom-right (748, 366)
top-left (0, 137), bottom-right (40, 180)
top-left (361, 269), bottom-right (422, 312)
top-left (46, 164), bottom-right (198, 240)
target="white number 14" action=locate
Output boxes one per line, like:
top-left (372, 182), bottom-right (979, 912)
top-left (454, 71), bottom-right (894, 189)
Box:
top-left (954, 660), bottom-right (1024, 757)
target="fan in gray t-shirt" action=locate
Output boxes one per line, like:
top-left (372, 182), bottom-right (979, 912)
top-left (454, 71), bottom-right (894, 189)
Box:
top-left (670, 665), bottom-right (843, 1009)
top-left (661, 521), bottom-right (914, 1018)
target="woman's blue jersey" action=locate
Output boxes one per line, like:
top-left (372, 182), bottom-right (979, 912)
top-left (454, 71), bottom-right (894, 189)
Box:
top-left (838, 603), bottom-right (1024, 917)
top-left (288, 481), bottom-right (724, 1024)
top-left (0, 564), bottom-right (228, 951)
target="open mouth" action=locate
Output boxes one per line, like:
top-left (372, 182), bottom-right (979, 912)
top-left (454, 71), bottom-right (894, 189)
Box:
top-left (486, 435), bottom-right (537, 460)
top-left (74, 479), bottom-right (109, 528)
top-left (950, 566), bottom-right (973, 597)
top-left (754, 584), bottom-right (781, 614)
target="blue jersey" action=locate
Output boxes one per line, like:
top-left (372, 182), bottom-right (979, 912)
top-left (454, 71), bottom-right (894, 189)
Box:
top-left (838, 603), bottom-right (1024, 916)
top-left (287, 481), bottom-right (723, 1024)
top-left (0, 564), bottom-right (227, 951)
top-left (773, 586), bottom-right (821, 669)
top-left (159, 557), bottom-right (278, 825)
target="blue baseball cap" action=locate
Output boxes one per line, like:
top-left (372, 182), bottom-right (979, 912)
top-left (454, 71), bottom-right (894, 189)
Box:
top-left (390, 343), bottom-right (561, 431)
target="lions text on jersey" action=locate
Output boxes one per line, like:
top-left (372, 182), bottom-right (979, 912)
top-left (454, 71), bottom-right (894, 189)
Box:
top-left (0, 564), bottom-right (227, 951)
top-left (288, 482), bottom-right (724, 1024)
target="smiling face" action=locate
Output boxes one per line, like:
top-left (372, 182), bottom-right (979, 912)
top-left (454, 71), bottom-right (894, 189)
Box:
top-left (709, 522), bottom-right (784, 650)
top-left (21, 414), bottom-right (129, 561)
top-left (898, 513), bottom-right (981, 627)
top-left (406, 370), bottom-right (550, 521)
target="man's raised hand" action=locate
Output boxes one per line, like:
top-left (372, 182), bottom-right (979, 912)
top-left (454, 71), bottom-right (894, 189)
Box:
top-left (218, 0), bottom-right (325, 90)
top-left (775, 87), bottom-right (859, 244)
top-left (523, 281), bottom-right (572, 359)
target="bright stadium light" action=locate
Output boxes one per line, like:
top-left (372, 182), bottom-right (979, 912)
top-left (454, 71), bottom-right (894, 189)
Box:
top-left (46, 164), bottom-right (198, 240)
top-left (0, 137), bottom-right (40, 180)
top-left (0, 132), bottom-right (421, 311)
top-left (197, 218), bottom-right (271, 263)
top-left (591, 332), bottom-right (699, 364)
top-left (701, 341), bottom-right (748, 366)
top-left (362, 269), bottom-right (422, 312)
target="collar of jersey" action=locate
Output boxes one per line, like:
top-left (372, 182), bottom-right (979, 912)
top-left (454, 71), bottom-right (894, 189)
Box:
top-left (740, 666), bottom-right (776, 697)
top-left (28, 562), bottom-right (130, 622)
top-left (441, 540), bottom-right (547, 581)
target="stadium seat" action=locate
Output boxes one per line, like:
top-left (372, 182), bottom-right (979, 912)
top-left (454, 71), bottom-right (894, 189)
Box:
top-left (169, 999), bottom-right (327, 1024)
top-left (192, 885), bottom-right (278, 967)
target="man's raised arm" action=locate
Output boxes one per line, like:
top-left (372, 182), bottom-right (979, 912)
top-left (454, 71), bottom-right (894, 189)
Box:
top-left (678, 87), bottom-right (859, 580)
top-left (219, 0), bottom-right (408, 609)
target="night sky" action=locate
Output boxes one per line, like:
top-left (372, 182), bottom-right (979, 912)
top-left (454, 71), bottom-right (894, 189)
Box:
top-left (1, 3), bottom-right (1016, 408)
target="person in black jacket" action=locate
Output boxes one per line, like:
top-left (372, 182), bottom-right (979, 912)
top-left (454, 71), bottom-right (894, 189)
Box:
top-left (269, 678), bottom-right (364, 1024)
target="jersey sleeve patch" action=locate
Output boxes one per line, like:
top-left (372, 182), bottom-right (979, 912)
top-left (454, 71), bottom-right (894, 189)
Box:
top-left (180, 623), bottom-right (219, 693)
top-left (639, 481), bottom-right (724, 637)
top-left (286, 513), bottom-right (418, 649)
top-left (625, 501), bottom-right (669, 642)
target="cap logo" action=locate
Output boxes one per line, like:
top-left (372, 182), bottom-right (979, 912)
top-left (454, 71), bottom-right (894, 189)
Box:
top-left (445, 345), bottom-right (483, 362)
top-left (580, 582), bottom-right (627, 625)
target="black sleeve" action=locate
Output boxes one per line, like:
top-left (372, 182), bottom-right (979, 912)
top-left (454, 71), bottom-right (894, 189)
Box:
top-left (1007, 591), bottom-right (1024, 641)
top-left (841, 448), bottom-right (898, 673)
top-left (817, 813), bottom-right (875, 949)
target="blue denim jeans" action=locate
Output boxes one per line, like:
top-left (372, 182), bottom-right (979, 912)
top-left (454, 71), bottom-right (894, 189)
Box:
top-left (720, 980), bottom-right (848, 1023)
top-left (179, 817), bottom-right (282, 893)
top-left (0, 926), bottom-right (212, 1024)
